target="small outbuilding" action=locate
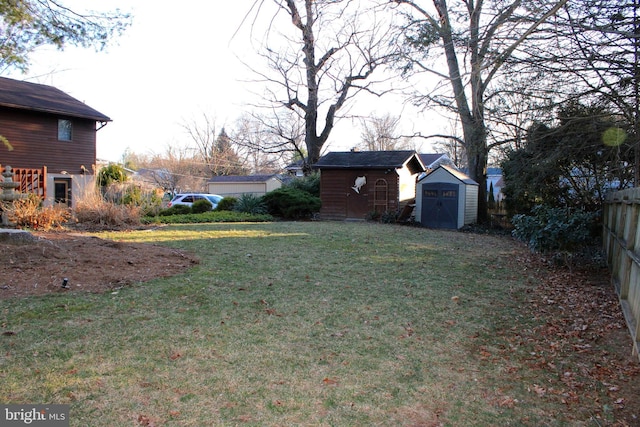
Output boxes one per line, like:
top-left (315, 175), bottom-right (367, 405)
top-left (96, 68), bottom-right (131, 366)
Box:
top-left (415, 165), bottom-right (478, 229)
top-left (314, 150), bottom-right (425, 220)
top-left (207, 174), bottom-right (282, 198)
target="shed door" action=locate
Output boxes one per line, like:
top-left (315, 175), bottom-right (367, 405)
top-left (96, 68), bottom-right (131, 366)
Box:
top-left (421, 183), bottom-right (458, 229)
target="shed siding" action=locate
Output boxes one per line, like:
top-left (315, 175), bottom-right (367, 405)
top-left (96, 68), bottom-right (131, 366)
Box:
top-left (397, 166), bottom-right (418, 203)
top-left (417, 166), bottom-right (478, 229)
top-left (320, 172), bottom-right (348, 220)
top-left (0, 107), bottom-right (96, 174)
top-left (319, 168), bottom-right (403, 220)
top-left (464, 185), bottom-right (478, 225)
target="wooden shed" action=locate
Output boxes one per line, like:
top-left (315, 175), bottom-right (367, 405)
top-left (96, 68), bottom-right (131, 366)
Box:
top-left (314, 150), bottom-right (425, 220)
top-left (415, 165), bottom-right (478, 229)
top-left (207, 174), bottom-right (282, 197)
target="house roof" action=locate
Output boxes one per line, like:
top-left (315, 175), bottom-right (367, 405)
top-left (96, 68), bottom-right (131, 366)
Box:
top-left (314, 150), bottom-right (425, 172)
top-left (420, 165), bottom-right (478, 185)
top-left (419, 153), bottom-right (451, 168)
top-left (0, 76), bottom-right (111, 122)
top-left (207, 174), bottom-right (280, 183)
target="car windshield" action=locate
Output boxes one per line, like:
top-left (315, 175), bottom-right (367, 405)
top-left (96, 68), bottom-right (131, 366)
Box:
top-left (206, 195), bottom-right (222, 203)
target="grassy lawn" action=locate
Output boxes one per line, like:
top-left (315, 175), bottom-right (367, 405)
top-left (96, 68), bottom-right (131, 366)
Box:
top-left (0, 222), bottom-right (626, 426)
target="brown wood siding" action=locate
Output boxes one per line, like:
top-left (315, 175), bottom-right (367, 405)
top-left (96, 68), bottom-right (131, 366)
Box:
top-left (0, 107), bottom-right (97, 174)
top-left (320, 172), bottom-right (347, 220)
top-left (319, 168), bottom-right (400, 220)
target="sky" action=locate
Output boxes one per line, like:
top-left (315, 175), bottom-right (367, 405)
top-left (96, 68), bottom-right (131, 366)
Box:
top-left (5, 1), bottom-right (440, 163)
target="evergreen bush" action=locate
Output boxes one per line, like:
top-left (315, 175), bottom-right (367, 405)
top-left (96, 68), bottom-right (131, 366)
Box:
top-left (191, 198), bottom-right (213, 213)
top-left (215, 197), bottom-right (237, 211)
top-left (233, 193), bottom-right (267, 214)
top-left (262, 187), bottom-right (321, 219)
top-left (511, 205), bottom-right (599, 253)
top-left (159, 205), bottom-right (192, 216)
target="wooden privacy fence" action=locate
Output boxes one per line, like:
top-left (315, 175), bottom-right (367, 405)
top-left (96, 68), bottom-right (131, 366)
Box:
top-left (0, 165), bottom-right (47, 199)
top-left (603, 188), bottom-right (640, 359)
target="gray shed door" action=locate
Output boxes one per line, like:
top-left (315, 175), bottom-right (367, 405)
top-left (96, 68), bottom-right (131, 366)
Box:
top-left (421, 183), bottom-right (458, 229)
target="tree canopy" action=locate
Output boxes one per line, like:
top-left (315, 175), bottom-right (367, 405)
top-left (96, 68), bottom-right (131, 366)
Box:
top-left (0, 0), bottom-right (130, 73)
top-left (501, 102), bottom-right (635, 214)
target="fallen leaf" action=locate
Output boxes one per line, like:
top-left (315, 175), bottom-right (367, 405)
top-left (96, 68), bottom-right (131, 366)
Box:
top-left (323, 377), bottom-right (338, 386)
top-left (532, 384), bottom-right (546, 397)
top-left (169, 351), bottom-right (182, 360)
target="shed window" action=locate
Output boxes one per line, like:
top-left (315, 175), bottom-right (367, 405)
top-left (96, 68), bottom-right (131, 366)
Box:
top-left (58, 119), bottom-right (73, 141)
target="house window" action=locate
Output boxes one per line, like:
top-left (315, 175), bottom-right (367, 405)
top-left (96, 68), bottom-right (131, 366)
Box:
top-left (58, 119), bottom-right (72, 141)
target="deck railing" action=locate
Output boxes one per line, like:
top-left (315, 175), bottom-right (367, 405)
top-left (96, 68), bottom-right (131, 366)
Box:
top-left (0, 165), bottom-right (47, 199)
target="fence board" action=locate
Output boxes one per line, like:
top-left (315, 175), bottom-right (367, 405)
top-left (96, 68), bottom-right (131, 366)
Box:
top-left (604, 188), bottom-right (640, 360)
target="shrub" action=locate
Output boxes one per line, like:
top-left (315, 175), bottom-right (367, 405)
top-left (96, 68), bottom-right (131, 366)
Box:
top-left (4, 194), bottom-right (70, 231)
top-left (103, 182), bottom-right (163, 216)
top-left (262, 187), bottom-right (321, 220)
top-left (191, 198), bottom-right (213, 213)
top-left (511, 205), bottom-right (600, 253)
top-left (215, 197), bottom-right (237, 211)
top-left (233, 194), bottom-right (267, 215)
top-left (366, 210), bottom-right (398, 224)
top-left (158, 205), bottom-right (192, 216)
top-left (142, 210), bottom-right (273, 224)
top-left (97, 164), bottom-right (127, 187)
top-left (73, 185), bottom-right (141, 227)
top-left (286, 173), bottom-right (320, 196)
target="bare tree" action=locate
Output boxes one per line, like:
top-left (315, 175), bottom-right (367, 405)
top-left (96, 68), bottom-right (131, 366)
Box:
top-left (245, 0), bottom-right (396, 172)
top-left (182, 115), bottom-right (247, 176)
top-left (358, 113), bottom-right (414, 151)
top-left (391, 0), bottom-right (569, 222)
top-left (143, 146), bottom-right (207, 194)
top-left (230, 114), bottom-right (291, 174)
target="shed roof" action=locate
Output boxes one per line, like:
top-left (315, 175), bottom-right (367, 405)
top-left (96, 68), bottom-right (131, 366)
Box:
top-left (420, 165), bottom-right (478, 185)
top-left (207, 174), bottom-right (281, 183)
top-left (314, 150), bottom-right (425, 173)
top-left (0, 76), bottom-right (111, 122)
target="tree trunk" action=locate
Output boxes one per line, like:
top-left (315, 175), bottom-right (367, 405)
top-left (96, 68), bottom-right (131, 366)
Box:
top-left (434, 0), bottom-right (489, 223)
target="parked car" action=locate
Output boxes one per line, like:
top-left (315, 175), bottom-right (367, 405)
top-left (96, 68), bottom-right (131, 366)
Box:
top-left (168, 193), bottom-right (223, 210)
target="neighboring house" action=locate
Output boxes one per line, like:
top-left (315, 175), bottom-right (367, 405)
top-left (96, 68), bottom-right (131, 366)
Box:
top-left (0, 76), bottom-right (110, 207)
top-left (418, 153), bottom-right (456, 172)
top-left (284, 159), bottom-right (307, 177)
top-left (415, 165), bottom-right (478, 229)
top-left (314, 150), bottom-right (425, 220)
top-left (207, 174), bottom-right (283, 198)
top-left (486, 167), bottom-right (504, 204)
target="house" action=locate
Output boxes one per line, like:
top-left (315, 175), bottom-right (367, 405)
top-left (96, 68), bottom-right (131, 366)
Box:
top-left (0, 76), bottom-right (110, 207)
top-left (418, 153), bottom-right (456, 171)
top-left (207, 174), bottom-right (283, 198)
top-left (314, 150), bottom-right (425, 220)
top-left (285, 159), bottom-right (306, 177)
top-left (486, 167), bottom-right (504, 204)
top-left (415, 165), bottom-right (478, 229)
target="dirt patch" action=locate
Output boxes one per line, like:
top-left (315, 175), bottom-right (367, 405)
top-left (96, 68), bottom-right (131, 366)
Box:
top-left (0, 230), bottom-right (198, 299)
